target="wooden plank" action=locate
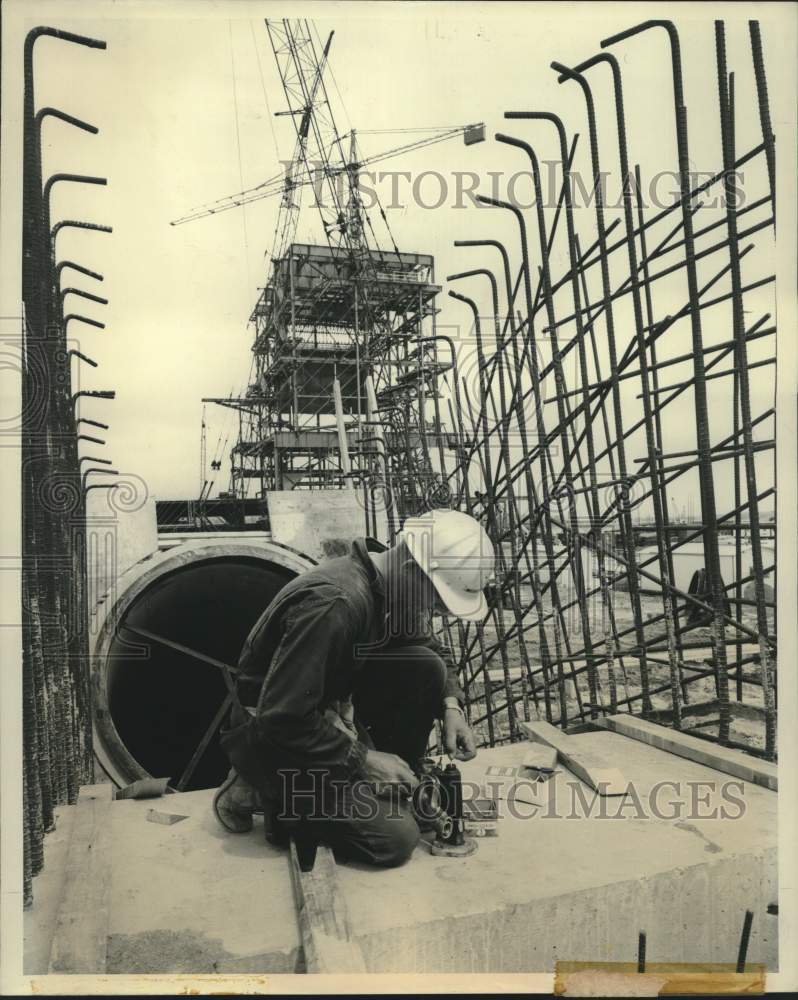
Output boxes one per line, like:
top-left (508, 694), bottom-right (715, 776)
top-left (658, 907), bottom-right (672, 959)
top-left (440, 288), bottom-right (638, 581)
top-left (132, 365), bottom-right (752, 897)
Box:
top-left (555, 960), bottom-right (766, 996)
top-left (48, 783), bottom-right (114, 973)
top-left (519, 721), bottom-right (629, 796)
top-left (521, 744), bottom-right (559, 771)
top-left (288, 839), bottom-right (367, 974)
top-left (598, 714), bottom-right (778, 791)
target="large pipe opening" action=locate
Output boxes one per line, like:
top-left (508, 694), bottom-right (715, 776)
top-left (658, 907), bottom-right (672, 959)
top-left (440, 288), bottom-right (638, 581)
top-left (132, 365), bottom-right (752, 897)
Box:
top-left (100, 552), bottom-right (300, 791)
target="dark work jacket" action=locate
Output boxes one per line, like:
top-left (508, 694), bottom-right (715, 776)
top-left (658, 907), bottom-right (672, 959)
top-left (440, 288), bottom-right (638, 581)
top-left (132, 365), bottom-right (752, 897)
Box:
top-left (229, 537), bottom-right (464, 784)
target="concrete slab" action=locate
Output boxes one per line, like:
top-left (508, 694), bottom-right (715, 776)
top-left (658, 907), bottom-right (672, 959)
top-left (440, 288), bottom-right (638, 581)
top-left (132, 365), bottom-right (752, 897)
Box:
top-left (267, 488), bottom-right (389, 557)
top-left (103, 789), bottom-right (300, 973)
top-left (27, 789), bottom-right (301, 976)
top-left (24, 804), bottom-right (76, 974)
top-left (338, 733), bottom-right (778, 972)
top-left (25, 731), bottom-right (778, 975)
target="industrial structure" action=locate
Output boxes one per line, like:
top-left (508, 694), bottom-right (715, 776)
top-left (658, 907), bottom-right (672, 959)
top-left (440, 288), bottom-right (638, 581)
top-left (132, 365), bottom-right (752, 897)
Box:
top-left (18, 11), bottom-right (780, 979)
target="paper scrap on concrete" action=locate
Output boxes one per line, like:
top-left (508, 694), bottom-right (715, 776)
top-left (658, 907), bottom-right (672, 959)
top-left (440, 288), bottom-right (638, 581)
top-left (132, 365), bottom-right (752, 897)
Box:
top-left (116, 776), bottom-right (172, 800)
top-left (146, 809), bottom-right (187, 826)
top-left (485, 765), bottom-right (522, 778)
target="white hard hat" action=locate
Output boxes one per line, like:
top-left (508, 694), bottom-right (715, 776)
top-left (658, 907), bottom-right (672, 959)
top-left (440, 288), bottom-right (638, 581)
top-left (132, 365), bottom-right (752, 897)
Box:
top-left (399, 509), bottom-right (495, 621)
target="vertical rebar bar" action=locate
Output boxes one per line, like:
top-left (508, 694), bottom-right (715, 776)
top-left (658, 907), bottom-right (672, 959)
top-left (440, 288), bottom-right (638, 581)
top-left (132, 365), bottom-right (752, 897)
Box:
top-left (715, 21), bottom-right (775, 757)
top-left (748, 21), bottom-right (775, 223)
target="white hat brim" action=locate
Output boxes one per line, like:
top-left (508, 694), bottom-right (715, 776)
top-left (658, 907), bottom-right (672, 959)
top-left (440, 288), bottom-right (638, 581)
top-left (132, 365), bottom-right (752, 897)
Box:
top-left (402, 520), bottom-right (489, 622)
top-left (429, 569), bottom-right (488, 622)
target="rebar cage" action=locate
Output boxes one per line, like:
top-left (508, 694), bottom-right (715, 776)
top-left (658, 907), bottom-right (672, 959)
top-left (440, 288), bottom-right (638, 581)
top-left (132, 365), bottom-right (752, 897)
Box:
top-left (431, 19), bottom-right (776, 761)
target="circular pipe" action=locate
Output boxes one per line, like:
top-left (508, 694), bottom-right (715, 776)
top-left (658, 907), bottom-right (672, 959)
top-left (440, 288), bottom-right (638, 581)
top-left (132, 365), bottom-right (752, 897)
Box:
top-left (91, 539), bottom-right (315, 790)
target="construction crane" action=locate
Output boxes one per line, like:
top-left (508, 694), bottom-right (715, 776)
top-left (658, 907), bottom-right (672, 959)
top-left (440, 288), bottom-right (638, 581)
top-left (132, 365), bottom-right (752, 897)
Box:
top-left (192, 18), bottom-right (484, 524)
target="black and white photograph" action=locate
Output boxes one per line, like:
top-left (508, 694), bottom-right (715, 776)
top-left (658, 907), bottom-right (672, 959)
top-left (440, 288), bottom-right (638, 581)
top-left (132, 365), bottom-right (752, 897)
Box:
top-left (0, 0), bottom-right (796, 994)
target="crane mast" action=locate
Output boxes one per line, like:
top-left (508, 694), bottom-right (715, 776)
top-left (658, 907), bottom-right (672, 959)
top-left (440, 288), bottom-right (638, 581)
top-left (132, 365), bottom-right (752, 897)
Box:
top-left (266, 20), bottom-right (334, 265)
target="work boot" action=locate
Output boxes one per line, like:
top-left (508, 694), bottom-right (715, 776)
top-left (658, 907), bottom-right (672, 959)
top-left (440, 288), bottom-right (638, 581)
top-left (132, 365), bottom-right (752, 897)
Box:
top-left (213, 767), bottom-right (260, 833)
top-left (260, 775), bottom-right (295, 848)
top-left (262, 802), bottom-right (292, 848)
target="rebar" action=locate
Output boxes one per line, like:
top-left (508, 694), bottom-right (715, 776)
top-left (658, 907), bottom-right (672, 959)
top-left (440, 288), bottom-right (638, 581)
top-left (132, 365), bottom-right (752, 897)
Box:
top-left (433, 18), bottom-right (776, 757)
top-left (21, 23), bottom-right (108, 903)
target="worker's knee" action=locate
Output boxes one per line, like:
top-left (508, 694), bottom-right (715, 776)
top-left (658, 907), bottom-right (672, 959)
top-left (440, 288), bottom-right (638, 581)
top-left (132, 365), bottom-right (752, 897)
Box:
top-left (335, 803), bottom-right (421, 868)
top-left (399, 645), bottom-right (448, 698)
top-left (369, 813), bottom-right (421, 868)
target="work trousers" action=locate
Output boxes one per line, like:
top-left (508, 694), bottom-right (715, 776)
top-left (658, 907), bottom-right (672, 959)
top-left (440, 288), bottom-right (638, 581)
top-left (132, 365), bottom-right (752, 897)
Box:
top-left (221, 644), bottom-right (448, 867)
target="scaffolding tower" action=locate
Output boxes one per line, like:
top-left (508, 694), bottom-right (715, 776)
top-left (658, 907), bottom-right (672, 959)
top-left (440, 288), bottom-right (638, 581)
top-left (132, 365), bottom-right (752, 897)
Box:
top-left (231, 241), bottom-right (443, 516)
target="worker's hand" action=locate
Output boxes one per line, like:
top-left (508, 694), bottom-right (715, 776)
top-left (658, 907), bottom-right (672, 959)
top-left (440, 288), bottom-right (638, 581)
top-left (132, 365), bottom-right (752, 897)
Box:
top-left (443, 707), bottom-right (477, 761)
top-left (361, 749), bottom-right (419, 798)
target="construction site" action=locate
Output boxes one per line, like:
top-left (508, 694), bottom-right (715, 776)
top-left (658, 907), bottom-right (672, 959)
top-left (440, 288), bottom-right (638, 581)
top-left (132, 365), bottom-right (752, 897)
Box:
top-left (11, 4), bottom-right (785, 987)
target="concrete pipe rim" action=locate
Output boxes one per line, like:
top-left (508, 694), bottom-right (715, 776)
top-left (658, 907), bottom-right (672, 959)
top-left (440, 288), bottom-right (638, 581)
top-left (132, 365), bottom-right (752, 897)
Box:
top-left (90, 538), bottom-right (316, 789)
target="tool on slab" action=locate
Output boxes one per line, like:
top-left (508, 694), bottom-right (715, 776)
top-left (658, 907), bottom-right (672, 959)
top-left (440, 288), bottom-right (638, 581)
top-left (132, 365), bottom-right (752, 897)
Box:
top-left (414, 758), bottom-right (478, 856)
top-left (430, 761), bottom-right (477, 857)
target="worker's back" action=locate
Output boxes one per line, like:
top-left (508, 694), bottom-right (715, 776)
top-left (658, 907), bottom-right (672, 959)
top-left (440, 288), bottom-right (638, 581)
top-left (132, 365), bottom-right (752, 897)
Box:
top-left (236, 539), bottom-right (378, 688)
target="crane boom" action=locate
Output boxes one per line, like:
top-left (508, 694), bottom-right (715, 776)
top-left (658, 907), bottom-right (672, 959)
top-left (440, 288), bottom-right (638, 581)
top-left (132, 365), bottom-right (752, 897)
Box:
top-left (169, 123), bottom-right (484, 226)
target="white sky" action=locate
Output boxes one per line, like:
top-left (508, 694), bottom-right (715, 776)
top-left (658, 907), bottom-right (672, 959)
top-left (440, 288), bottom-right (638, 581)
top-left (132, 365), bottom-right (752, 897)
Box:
top-left (1, 0), bottom-right (793, 511)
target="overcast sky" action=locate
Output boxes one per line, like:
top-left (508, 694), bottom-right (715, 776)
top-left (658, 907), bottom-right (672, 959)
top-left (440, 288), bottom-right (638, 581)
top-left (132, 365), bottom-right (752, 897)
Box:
top-left (1, 0), bottom-right (793, 513)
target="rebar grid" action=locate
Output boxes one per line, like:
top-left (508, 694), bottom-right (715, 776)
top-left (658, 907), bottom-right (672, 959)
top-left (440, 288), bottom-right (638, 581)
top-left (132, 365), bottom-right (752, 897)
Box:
top-left (21, 26), bottom-right (109, 906)
top-left (437, 19), bottom-right (776, 759)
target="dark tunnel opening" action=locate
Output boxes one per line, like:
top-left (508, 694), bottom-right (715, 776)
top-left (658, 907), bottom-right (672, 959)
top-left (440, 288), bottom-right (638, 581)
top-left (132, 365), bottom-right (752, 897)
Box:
top-left (106, 555), bottom-right (296, 791)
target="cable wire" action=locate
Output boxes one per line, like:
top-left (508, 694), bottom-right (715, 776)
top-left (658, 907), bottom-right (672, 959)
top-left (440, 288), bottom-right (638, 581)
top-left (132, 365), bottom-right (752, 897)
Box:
top-left (228, 20), bottom-right (252, 290)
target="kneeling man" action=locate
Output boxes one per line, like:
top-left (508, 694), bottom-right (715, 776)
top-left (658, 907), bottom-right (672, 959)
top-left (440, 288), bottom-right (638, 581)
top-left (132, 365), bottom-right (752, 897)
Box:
top-left (214, 509), bottom-right (495, 867)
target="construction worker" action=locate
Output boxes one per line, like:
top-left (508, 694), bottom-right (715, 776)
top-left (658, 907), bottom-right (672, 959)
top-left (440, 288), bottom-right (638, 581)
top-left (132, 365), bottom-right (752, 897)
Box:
top-left (213, 509), bottom-right (495, 867)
